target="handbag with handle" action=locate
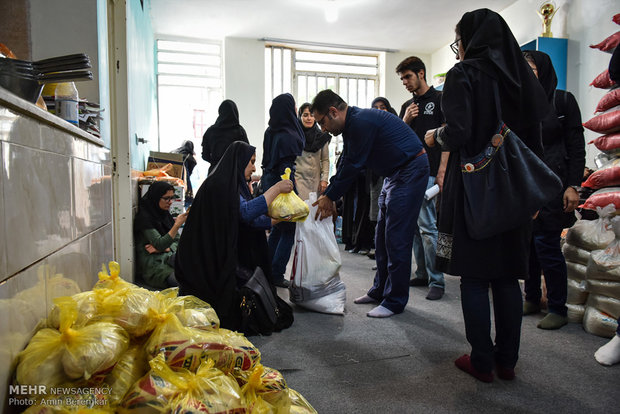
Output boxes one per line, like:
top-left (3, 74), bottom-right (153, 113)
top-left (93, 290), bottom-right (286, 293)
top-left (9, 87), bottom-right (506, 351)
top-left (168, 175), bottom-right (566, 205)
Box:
top-left (239, 267), bottom-right (293, 336)
top-left (460, 83), bottom-right (563, 240)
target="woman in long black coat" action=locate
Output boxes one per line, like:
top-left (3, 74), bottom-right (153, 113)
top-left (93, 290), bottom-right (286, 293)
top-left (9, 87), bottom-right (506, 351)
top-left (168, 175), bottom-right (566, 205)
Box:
top-left (425, 8), bottom-right (550, 382)
top-left (175, 141), bottom-right (293, 331)
top-left (201, 99), bottom-right (249, 174)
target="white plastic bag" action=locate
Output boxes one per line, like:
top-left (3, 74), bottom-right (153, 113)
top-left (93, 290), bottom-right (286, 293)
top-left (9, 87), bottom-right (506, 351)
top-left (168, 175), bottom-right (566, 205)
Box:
top-left (289, 192), bottom-right (346, 315)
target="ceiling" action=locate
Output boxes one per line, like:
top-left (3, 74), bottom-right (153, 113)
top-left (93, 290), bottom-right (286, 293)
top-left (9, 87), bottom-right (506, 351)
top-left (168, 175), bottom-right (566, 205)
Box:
top-left (150, 0), bottom-right (519, 54)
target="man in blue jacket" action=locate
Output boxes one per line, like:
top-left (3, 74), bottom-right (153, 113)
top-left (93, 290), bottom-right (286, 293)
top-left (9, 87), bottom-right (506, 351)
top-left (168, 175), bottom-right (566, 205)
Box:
top-left (311, 90), bottom-right (429, 318)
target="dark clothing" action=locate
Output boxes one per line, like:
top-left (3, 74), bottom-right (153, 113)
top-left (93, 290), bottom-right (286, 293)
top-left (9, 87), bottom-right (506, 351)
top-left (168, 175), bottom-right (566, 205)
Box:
top-left (134, 181), bottom-right (178, 289)
top-left (326, 104), bottom-right (428, 313)
top-left (367, 154), bottom-right (429, 312)
top-left (535, 90), bottom-right (586, 231)
top-left (172, 140), bottom-right (197, 197)
top-left (526, 230), bottom-right (568, 316)
top-left (324, 106), bottom-right (424, 201)
top-left (202, 100), bottom-right (249, 173)
top-left (371, 97), bottom-right (398, 116)
top-left (301, 120), bottom-right (331, 153)
top-left (176, 142), bottom-right (265, 330)
top-left (260, 93), bottom-right (305, 283)
top-left (460, 277), bottom-right (523, 371)
top-left (261, 93), bottom-right (305, 172)
top-left (439, 8), bottom-right (550, 375)
top-left (436, 64), bottom-right (541, 278)
top-left (399, 86), bottom-right (445, 176)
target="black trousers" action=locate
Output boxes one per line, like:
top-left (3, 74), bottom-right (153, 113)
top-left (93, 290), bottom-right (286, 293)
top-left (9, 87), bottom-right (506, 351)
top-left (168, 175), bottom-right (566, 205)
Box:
top-left (460, 277), bottom-right (523, 372)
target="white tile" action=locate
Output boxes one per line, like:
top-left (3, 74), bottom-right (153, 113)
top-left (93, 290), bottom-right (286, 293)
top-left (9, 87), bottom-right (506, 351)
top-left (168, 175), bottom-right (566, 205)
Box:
top-left (0, 108), bottom-right (18, 143)
top-left (4, 144), bottom-right (73, 275)
top-left (0, 142), bottom-right (5, 281)
top-left (89, 223), bottom-right (114, 283)
top-left (73, 158), bottom-right (106, 237)
top-left (0, 266), bottom-right (49, 405)
top-left (103, 164), bottom-right (113, 223)
top-left (39, 124), bottom-right (73, 156)
top-left (3, 109), bottom-right (41, 149)
top-left (45, 237), bottom-right (93, 295)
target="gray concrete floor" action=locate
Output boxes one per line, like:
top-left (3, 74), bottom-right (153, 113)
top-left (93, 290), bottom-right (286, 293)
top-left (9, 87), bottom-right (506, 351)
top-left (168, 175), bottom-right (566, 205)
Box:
top-left (251, 244), bottom-right (619, 414)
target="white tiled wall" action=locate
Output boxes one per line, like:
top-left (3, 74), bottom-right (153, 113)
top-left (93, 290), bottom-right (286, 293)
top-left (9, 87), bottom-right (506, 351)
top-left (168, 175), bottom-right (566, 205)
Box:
top-left (0, 92), bottom-right (112, 407)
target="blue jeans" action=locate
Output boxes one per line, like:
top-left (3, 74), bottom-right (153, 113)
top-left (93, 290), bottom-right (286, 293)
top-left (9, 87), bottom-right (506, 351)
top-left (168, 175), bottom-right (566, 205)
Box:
top-left (460, 277), bottom-right (523, 372)
top-left (525, 230), bottom-right (568, 316)
top-left (368, 154), bottom-right (429, 313)
top-left (412, 176), bottom-right (445, 289)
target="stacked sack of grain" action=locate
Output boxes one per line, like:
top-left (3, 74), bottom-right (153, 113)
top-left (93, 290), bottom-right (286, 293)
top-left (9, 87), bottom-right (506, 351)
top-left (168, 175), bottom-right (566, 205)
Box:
top-left (563, 205), bottom-right (616, 323)
top-left (12, 262), bottom-right (317, 413)
top-left (583, 216), bottom-right (620, 338)
top-left (582, 15), bottom-right (620, 215)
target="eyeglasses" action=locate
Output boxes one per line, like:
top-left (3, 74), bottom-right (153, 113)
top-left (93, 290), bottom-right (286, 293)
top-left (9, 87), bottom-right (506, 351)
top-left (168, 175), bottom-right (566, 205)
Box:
top-left (450, 38), bottom-right (461, 55)
top-left (161, 196), bottom-right (175, 201)
top-left (316, 112), bottom-right (329, 128)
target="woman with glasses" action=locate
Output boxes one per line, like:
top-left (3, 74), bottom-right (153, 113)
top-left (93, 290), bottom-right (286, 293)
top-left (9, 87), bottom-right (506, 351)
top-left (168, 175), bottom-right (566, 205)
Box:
top-left (134, 181), bottom-right (188, 289)
top-left (424, 8), bottom-right (549, 382)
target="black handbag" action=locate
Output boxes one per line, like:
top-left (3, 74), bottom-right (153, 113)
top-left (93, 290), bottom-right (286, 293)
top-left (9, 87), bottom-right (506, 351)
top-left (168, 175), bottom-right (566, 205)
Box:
top-left (239, 267), bottom-right (293, 336)
top-left (460, 84), bottom-right (563, 240)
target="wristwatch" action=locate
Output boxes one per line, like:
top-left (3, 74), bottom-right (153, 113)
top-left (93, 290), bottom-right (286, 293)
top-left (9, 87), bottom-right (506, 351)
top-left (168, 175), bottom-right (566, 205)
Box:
top-left (569, 185), bottom-right (580, 192)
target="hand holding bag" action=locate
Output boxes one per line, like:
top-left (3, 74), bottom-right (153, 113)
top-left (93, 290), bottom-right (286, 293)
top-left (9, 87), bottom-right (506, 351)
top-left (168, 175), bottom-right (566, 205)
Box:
top-left (460, 84), bottom-right (563, 240)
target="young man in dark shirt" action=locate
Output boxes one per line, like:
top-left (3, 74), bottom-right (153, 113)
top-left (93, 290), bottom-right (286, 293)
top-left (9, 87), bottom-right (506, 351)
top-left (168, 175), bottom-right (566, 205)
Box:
top-left (396, 56), bottom-right (448, 300)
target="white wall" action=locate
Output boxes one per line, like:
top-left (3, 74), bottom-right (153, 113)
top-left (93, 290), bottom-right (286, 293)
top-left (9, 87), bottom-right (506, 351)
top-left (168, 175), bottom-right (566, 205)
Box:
top-left (430, 0), bottom-right (617, 168)
top-left (29, 0), bottom-right (100, 105)
top-left (224, 37), bottom-right (267, 164)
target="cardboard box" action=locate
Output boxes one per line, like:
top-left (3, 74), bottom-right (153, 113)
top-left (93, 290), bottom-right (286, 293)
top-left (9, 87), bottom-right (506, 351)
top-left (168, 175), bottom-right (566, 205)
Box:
top-left (147, 151), bottom-right (186, 181)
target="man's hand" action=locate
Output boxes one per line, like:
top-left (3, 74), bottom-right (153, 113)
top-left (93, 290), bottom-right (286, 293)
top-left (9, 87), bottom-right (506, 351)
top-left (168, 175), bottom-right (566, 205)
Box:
top-left (319, 180), bottom-right (328, 194)
top-left (402, 102), bottom-right (419, 124)
top-left (425, 129), bottom-right (436, 147)
top-left (312, 194), bottom-right (336, 220)
top-left (563, 187), bottom-right (580, 213)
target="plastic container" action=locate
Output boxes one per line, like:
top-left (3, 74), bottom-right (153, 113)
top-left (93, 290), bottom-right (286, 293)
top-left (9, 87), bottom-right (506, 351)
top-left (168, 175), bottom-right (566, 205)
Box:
top-left (55, 82), bottom-right (79, 125)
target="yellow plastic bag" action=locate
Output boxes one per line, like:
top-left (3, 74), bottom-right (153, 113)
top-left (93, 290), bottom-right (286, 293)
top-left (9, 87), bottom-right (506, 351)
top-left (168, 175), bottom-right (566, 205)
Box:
top-left (145, 314), bottom-right (260, 373)
top-left (238, 364), bottom-right (291, 413)
top-left (120, 353), bottom-right (244, 413)
top-left (288, 388), bottom-right (318, 414)
top-left (94, 262), bottom-right (133, 291)
top-left (17, 297), bottom-right (130, 387)
top-left (268, 168), bottom-right (309, 222)
top-left (103, 343), bottom-right (150, 406)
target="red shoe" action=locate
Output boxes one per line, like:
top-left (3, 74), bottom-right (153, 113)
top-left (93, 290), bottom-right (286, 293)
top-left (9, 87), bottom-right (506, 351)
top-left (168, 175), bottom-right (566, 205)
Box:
top-left (454, 355), bottom-right (494, 383)
top-left (496, 364), bottom-right (516, 380)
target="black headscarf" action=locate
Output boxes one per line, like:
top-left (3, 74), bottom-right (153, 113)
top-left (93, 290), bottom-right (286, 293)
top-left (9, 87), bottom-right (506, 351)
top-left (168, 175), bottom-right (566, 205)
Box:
top-left (457, 8), bottom-right (550, 128)
top-left (134, 181), bottom-right (176, 235)
top-left (610, 46), bottom-right (620, 82)
top-left (173, 140), bottom-right (197, 179)
top-left (522, 50), bottom-right (558, 104)
top-left (202, 100), bottom-right (249, 167)
top-left (262, 93), bottom-right (305, 170)
top-left (371, 97), bottom-right (398, 116)
top-left (298, 102), bottom-right (331, 153)
top-left (175, 141), bottom-right (257, 329)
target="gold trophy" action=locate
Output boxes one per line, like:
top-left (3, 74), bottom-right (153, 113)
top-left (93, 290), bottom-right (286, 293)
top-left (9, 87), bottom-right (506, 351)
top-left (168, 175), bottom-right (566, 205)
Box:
top-left (537, 2), bottom-right (558, 38)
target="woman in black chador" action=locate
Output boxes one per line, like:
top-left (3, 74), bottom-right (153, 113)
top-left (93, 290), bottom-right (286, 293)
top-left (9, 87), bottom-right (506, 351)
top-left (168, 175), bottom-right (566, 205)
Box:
top-left (425, 8), bottom-right (550, 382)
top-left (201, 99), bottom-right (249, 174)
top-left (175, 141), bottom-right (293, 332)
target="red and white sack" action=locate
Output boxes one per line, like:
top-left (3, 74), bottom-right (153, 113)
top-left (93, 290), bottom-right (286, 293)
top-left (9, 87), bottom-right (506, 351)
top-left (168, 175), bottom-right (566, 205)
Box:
top-left (590, 31), bottom-right (620, 52)
top-left (595, 89), bottom-right (620, 113)
top-left (561, 243), bottom-right (591, 265)
top-left (589, 132), bottom-right (620, 155)
top-left (567, 303), bottom-right (586, 324)
top-left (582, 158), bottom-right (620, 189)
top-left (583, 306), bottom-right (619, 338)
top-left (581, 189), bottom-right (620, 211)
top-left (590, 69), bottom-right (617, 89)
top-left (583, 107), bottom-right (620, 134)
